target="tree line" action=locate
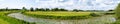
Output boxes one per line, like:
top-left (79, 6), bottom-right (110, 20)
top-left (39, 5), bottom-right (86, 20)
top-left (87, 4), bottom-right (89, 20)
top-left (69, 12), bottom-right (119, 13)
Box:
top-left (22, 7), bottom-right (83, 12)
top-left (0, 7), bottom-right (114, 12)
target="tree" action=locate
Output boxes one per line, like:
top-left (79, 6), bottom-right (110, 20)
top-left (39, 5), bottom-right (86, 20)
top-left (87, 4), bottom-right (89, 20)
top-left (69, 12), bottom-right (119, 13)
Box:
top-left (22, 7), bottom-right (27, 10)
top-left (90, 13), bottom-right (99, 17)
top-left (39, 8), bottom-right (45, 11)
top-left (108, 10), bottom-right (114, 12)
top-left (21, 7), bottom-right (27, 13)
top-left (35, 8), bottom-right (39, 11)
top-left (5, 7), bottom-right (8, 11)
top-left (73, 9), bottom-right (79, 12)
top-left (115, 3), bottom-right (120, 19)
top-left (78, 10), bottom-right (83, 11)
top-left (30, 7), bottom-right (34, 11)
top-left (45, 8), bottom-right (50, 11)
top-left (59, 8), bottom-right (68, 11)
top-left (51, 8), bottom-right (59, 11)
top-left (55, 8), bottom-right (59, 11)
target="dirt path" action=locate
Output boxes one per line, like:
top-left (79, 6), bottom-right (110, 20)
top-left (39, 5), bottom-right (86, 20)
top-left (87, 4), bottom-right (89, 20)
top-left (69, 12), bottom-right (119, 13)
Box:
top-left (8, 13), bottom-right (116, 24)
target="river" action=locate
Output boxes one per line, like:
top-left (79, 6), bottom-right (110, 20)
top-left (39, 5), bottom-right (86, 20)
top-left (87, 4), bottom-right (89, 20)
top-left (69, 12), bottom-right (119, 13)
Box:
top-left (8, 13), bottom-right (116, 24)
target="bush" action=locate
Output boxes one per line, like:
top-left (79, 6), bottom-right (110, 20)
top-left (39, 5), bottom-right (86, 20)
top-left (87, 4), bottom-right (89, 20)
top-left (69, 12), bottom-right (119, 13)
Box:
top-left (90, 13), bottom-right (100, 17)
top-left (115, 3), bottom-right (120, 19)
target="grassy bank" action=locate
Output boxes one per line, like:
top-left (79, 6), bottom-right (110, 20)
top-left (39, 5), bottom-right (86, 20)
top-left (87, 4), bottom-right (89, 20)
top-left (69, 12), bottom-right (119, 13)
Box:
top-left (24, 11), bottom-right (93, 20)
top-left (0, 19), bottom-right (9, 24)
top-left (0, 11), bottom-right (35, 24)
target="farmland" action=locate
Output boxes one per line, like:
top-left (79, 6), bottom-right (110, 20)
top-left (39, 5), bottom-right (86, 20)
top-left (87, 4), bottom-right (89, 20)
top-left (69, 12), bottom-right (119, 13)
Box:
top-left (25, 11), bottom-right (91, 16)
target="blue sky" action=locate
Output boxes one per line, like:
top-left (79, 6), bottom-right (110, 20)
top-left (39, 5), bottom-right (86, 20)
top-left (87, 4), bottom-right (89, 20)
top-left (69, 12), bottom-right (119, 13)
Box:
top-left (0, 0), bottom-right (120, 10)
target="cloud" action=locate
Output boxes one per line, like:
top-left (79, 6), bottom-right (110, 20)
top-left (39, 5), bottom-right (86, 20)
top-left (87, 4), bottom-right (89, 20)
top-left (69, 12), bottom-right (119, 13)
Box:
top-left (0, 0), bottom-right (119, 10)
top-left (0, 0), bottom-right (36, 9)
top-left (34, 0), bottom-right (120, 10)
top-left (36, 0), bottom-right (75, 8)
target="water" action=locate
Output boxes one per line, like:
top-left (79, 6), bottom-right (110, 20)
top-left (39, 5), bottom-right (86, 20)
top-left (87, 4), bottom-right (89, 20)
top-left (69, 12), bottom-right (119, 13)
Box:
top-left (8, 13), bottom-right (116, 24)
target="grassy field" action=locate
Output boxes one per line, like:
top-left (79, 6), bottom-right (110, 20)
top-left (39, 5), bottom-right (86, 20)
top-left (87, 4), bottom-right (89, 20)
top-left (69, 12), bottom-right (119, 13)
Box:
top-left (24, 11), bottom-right (93, 20)
top-left (0, 19), bottom-right (9, 24)
top-left (25, 11), bottom-right (91, 16)
top-left (0, 11), bottom-right (35, 24)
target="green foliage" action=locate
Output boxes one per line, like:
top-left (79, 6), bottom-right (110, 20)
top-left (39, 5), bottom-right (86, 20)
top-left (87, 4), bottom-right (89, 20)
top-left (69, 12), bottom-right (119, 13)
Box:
top-left (105, 12), bottom-right (115, 15)
top-left (111, 3), bottom-right (120, 24)
top-left (21, 10), bottom-right (25, 13)
top-left (35, 8), bottom-right (69, 11)
top-left (90, 13), bottom-right (100, 17)
top-left (115, 3), bottom-right (120, 19)
top-left (51, 8), bottom-right (68, 11)
top-left (45, 8), bottom-right (50, 11)
top-left (30, 7), bottom-right (34, 11)
top-left (73, 9), bottom-right (79, 12)
top-left (38, 8), bottom-right (45, 11)
top-left (108, 10), bottom-right (114, 12)
top-left (51, 8), bottom-right (59, 11)
top-left (22, 7), bottom-right (27, 10)
top-left (35, 8), bottom-right (39, 11)
top-left (5, 7), bottom-right (8, 11)
top-left (21, 7), bottom-right (27, 13)
top-left (59, 8), bottom-right (68, 11)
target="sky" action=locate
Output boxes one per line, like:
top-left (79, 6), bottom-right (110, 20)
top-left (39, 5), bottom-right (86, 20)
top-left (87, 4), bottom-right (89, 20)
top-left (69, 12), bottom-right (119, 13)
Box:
top-left (0, 0), bottom-right (120, 10)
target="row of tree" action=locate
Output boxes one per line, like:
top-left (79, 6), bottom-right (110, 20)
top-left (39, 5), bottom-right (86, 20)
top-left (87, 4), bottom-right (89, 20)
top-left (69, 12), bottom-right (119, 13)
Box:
top-left (22, 7), bottom-right (83, 12)
top-left (0, 7), bottom-right (114, 12)
top-left (21, 7), bottom-right (115, 12)
top-left (0, 7), bottom-right (21, 11)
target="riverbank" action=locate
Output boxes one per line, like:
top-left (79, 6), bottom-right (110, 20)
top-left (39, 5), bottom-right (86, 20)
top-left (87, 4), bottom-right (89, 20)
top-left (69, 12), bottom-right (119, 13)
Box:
top-left (0, 11), bottom-right (35, 24)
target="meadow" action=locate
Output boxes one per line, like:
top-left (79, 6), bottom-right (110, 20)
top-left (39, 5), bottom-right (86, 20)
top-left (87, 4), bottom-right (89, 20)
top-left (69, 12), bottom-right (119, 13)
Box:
top-left (25, 11), bottom-right (91, 16)
top-left (0, 11), bottom-right (35, 24)
top-left (24, 11), bottom-right (95, 20)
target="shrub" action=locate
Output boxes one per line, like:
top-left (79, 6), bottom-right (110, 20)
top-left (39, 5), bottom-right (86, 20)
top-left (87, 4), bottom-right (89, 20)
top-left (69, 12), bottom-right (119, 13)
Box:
top-left (115, 3), bottom-right (120, 19)
top-left (90, 13), bottom-right (100, 17)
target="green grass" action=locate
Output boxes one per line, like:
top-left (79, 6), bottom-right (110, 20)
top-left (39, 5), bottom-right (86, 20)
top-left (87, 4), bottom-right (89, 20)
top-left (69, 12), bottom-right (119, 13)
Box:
top-left (24, 11), bottom-right (92, 20)
top-left (0, 11), bottom-right (35, 24)
top-left (0, 19), bottom-right (9, 24)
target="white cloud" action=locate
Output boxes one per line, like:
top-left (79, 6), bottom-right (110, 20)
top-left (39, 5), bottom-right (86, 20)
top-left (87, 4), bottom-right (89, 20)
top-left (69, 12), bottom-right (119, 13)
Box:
top-left (36, 0), bottom-right (75, 8)
top-left (0, 0), bottom-right (119, 10)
